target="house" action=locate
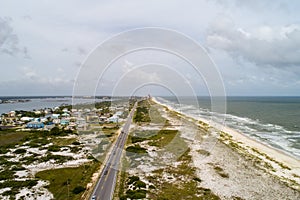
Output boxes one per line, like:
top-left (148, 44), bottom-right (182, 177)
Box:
top-left (8, 111), bottom-right (16, 117)
top-left (53, 119), bottom-right (61, 124)
top-left (20, 117), bottom-right (34, 122)
top-left (108, 116), bottom-right (119, 123)
top-left (34, 110), bottom-right (42, 115)
top-left (40, 118), bottom-right (48, 123)
top-left (61, 113), bottom-right (70, 117)
top-left (115, 111), bottom-right (123, 117)
top-left (76, 117), bottom-right (86, 125)
top-left (51, 114), bottom-right (60, 119)
top-left (62, 108), bottom-right (69, 113)
top-left (60, 119), bottom-right (70, 125)
top-left (45, 122), bottom-right (55, 130)
top-left (26, 121), bottom-right (44, 129)
top-left (99, 116), bottom-right (108, 123)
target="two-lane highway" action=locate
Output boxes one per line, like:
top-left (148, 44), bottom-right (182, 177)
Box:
top-left (91, 102), bottom-right (138, 200)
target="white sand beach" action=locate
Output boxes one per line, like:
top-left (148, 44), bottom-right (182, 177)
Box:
top-left (151, 97), bottom-right (300, 198)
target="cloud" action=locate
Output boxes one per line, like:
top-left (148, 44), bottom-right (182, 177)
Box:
top-left (210, 0), bottom-right (294, 13)
top-left (0, 17), bottom-right (19, 56)
top-left (0, 17), bottom-right (31, 58)
top-left (206, 16), bottom-right (300, 68)
top-left (77, 47), bottom-right (87, 55)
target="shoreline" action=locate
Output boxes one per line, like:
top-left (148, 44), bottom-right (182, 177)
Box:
top-left (151, 97), bottom-right (300, 189)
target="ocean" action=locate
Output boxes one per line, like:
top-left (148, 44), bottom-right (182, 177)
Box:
top-left (155, 96), bottom-right (300, 159)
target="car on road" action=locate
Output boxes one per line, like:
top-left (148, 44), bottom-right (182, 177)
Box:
top-left (104, 170), bottom-right (108, 175)
top-left (91, 195), bottom-right (96, 200)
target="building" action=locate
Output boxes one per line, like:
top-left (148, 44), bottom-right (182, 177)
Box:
top-left (108, 116), bottom-right (119, 123)
top-left (51, 114), bottom-right (60, 119)
top-left (99, 116), bottom-right (108, 123)
top-left (26, 121), bottom-right (44, 129)
top-left (20, 117), bottom-right (34, 122)
top-left (60, 119), bottom-right (70, 125)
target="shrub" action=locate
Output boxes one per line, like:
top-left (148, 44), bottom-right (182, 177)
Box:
top-left (126, 145), bottom-right (147, 154)
top-left (0, 170), bottom-right (15, 180)
top-left (72, 186), bottom-right (85, 194)
top-left (193, 177), bottom-right (202, 182)
top-left (126, 189), bottom-right (147, 199)
top-left (135, 180), bottom-right (146, 189)
top-left (72, 141), bottom-right (81, 145)
top-left (47, 145), bottom-right (60, 152)
top-left (149, 185), bottom-right (156, 189)
top-left (14, 148), bottom-right (26, 154)
top-left (128, 176), bottom-right (140, 185)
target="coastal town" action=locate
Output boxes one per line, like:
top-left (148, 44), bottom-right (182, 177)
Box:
top-left (0, 98), bottom-right (137, 199)
top-left (0, 100), bottom-right (129, 132)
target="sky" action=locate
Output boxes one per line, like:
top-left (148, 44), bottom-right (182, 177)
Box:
top-left (0, 0), bottom-right (300, 96)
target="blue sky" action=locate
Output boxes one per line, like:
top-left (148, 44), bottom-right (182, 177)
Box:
top-left (0, 0), bottom-right (300, 96)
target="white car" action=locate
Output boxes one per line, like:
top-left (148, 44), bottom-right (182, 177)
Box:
top-left (91, 195), bottom-right (96, 200)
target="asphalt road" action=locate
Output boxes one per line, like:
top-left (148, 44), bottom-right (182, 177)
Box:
top-left (91, 102), bottom-right (137, 200)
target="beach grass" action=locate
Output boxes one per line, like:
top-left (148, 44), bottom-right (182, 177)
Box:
top-left (148, 148), bottom-right (220, 200)
top-left (0, 130), bottom-right (29, 146)
top-left (35, 161), bottom-right (99, 200)
top-left (51, 137), bottom-right (77, 146)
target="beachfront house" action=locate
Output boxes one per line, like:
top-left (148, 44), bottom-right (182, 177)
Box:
top-left (45, 122), bottom-right (55, 130)
top-left (108, 116), bottom-right (119, 123)
top-left (60, 119), bottom-right (70, 126)
top-left (61, 112), bottom-right (70, 117)
top-left (115, 111), bottom-right (123, 117)
top-left (53, 119), bottom-right (61, 124)
top-left (26, 121), bottom-right (44, 129)
top-left (20, 117), bottom-right (34, 122)
top-left (51, 114), bottom-right (60, 119)
top-left (99, 116), bottom-right (108, 123)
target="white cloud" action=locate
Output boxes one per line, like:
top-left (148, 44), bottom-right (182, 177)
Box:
top-left (206, 16), bottom-right (300, 68)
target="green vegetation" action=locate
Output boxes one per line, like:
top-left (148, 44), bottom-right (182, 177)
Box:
top-left (134, 100), bottom-right (151, 123)
top-left (0, 179), bottom-right (38, 198)
top-left (213, 165), bottom-right (229, 178)
top-left (50, 127), bottom-right (74, 136)
top-left (126, 145), bottom-right (147, 154)
top-left (35, 161), bottom-right (99, 200)
top-left (133, 99), bottom-right (169, 125)
top-left (148, 149), bottom-right (220, 200)
top-left (41, 153), bottom-right (73, 164)
top-left (197, 149), bottom-right (211, 156)
top-left (72, 186), bottom-right (86, 194)
top-left (0, 170), bottom-right (15, 180)
top-left (0, 130), bottom-right (29, 146)
top-left (147, 130), bottom-right (178, 148)
top-left (148, 102), bottom-right (167, 124)
top-left (120, 176), bottom-right (147, 200)
top-left (15, 110), bottom-right (44, 118)
top-left (52, 137), bottom-right (77, 146)
top-left (47, 145), bottom-right (61, 152)
top-left (116, 157), bottom-right (130, 200)
top-left (14, 148), bottom-right (27, 154)
top-left (129, 129), bottom-right (179, 149)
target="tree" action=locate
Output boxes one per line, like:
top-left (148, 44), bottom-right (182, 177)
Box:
top-left (50, 127), bottom-right (60, 136)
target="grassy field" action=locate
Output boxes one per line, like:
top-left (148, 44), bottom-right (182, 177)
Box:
top-left (35, 161), bottom-right (100, 200)
top-left (51, 137), bottom-right (77, 146)
top-left (0, 130), bottom-right (29, 146)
